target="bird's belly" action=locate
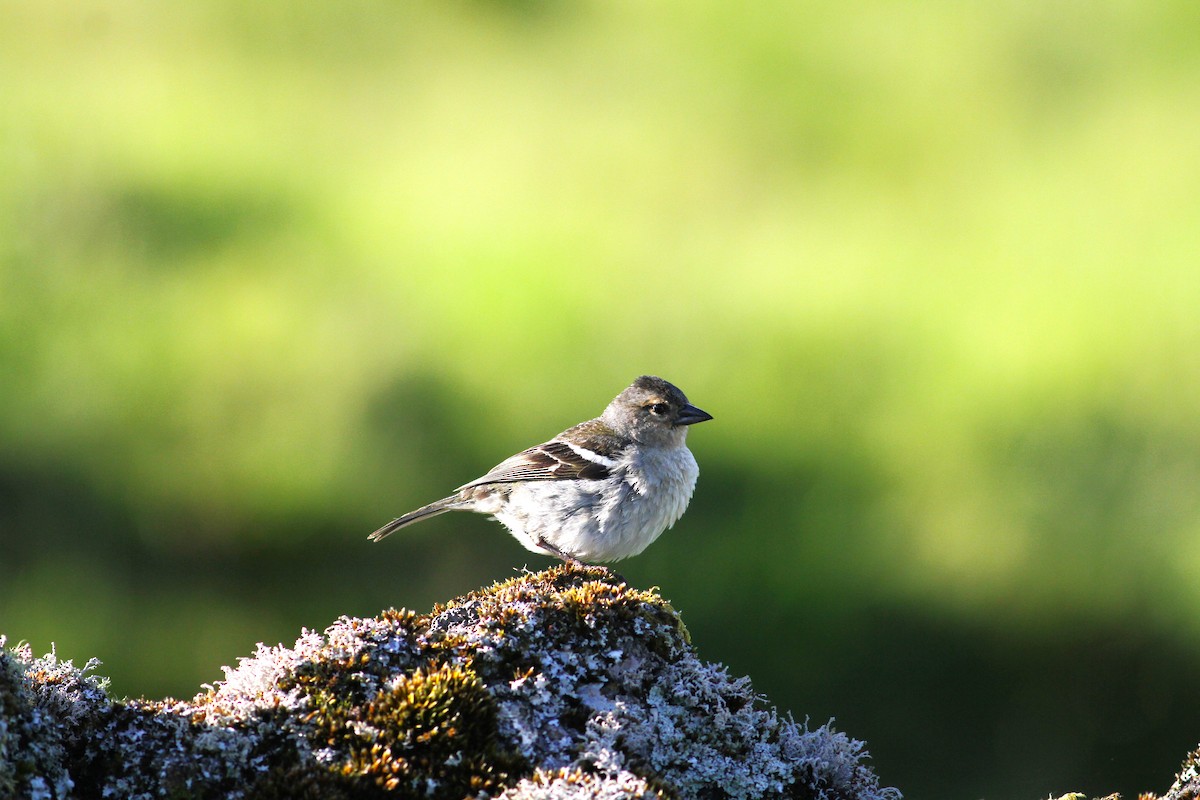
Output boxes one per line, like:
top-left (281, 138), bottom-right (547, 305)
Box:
top-left (493, 465), bottom-right (696, 563)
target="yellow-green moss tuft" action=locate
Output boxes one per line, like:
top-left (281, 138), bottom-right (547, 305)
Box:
top-left (433, 562), bottom-right (690, 657)
top-left (301, 660), bottom-right (525, 798)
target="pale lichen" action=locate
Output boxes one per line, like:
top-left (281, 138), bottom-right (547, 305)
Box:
top-left (498, 767), bottom-right (667, 799)
top-left (0, 637), bottom-right (89, 800)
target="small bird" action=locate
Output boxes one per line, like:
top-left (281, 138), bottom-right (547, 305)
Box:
top-left (369, 375), bottom-right (712, 563)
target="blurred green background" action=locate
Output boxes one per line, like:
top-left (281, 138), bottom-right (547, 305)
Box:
top-left (3, 2), bottom-right (1200, 797)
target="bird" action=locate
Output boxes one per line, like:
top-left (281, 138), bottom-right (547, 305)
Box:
top-left (368, 375), bottom-right (712, 563)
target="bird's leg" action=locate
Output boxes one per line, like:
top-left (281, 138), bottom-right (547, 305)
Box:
top-left (537, 537), bottom-right (583, 567)
top-left (536, 538), bottom-right (633, 586)
top-left (535, 538), bottom-right (628, 582)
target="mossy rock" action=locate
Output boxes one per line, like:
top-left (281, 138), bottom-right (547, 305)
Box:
top-left (2, 564), bottom-right (900, 800)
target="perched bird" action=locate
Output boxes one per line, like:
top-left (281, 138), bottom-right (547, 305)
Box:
top-left (369, 375), bottom-right (712, 563)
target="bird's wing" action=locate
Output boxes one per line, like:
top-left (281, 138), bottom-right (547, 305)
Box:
top-left (458, 421), bottom-right (627, 489)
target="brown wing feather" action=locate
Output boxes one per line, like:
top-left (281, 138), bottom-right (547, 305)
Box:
top-left (457, 417), bottom-right (632, 490)
top-left (457, 440), bottom-right (613, 489)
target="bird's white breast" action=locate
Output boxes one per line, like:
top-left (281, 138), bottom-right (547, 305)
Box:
top-left (494, 443), bottom-right (700, 563)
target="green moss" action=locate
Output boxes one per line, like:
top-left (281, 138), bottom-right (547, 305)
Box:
top-left (436, 563), bottom-right (691, 659)
top-left (249, 757), bottom-right (356, 800)
top-left (287, 659), bottom-right (525, 799)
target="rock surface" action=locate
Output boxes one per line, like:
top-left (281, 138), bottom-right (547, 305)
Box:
top-left (1, 565), bottom-right (901, 799)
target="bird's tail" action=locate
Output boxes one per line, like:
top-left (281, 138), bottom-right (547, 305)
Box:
top-left (368, 497), bottom-right (459, 542)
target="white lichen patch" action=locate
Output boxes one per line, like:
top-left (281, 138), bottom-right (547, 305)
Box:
top-left (204, 630), bottom-right (325, 715)
top-left (1, 637), bottom-right (86, 800)
top-left (499, 766), bottom-right (666, 800)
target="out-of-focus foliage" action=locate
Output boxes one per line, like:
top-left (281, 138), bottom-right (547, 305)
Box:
top-left (2, 2), bottom-right (1199, 797)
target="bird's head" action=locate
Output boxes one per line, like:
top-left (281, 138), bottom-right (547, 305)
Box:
top-left (603, 375), bottom-right (712, 446)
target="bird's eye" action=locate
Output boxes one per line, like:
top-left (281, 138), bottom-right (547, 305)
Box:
top-left (648, 402), bottom-right (669, 416)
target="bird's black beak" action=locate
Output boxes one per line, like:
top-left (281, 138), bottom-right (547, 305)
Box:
top-left (676, 404), bottom-right (713, 426)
